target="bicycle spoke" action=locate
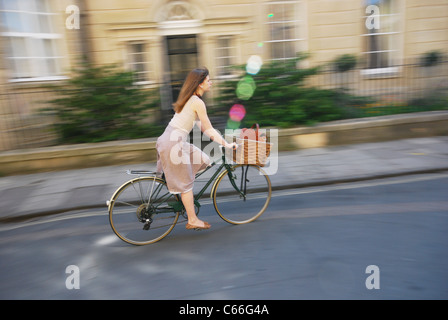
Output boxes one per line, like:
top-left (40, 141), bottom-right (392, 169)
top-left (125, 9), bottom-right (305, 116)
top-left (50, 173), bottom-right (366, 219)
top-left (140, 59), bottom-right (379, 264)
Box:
top-left (130, 180), bottom-right (145, 204)
top-left (113, 200), bottom-right (139, 208)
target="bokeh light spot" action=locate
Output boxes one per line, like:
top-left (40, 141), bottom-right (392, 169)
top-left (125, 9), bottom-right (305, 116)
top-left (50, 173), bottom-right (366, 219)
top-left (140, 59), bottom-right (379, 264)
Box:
top-left (246, 55), bottom-right (263, 75)
top-left (229, 104), bottom-right (246, 122)
top-left (236, 75), bottom-right (256, 100)
top-left (226, 118), bottom-right (241, 130)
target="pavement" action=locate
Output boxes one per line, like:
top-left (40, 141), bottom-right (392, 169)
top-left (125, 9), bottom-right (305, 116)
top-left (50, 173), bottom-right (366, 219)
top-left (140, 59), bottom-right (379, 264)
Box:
top-left (0, 136), bottom-right (447, 223)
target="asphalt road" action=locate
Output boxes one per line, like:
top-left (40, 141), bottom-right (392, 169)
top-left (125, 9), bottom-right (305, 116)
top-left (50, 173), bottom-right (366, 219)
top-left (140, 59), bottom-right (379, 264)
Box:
top-left (1, 172), bottom-right (447, 301)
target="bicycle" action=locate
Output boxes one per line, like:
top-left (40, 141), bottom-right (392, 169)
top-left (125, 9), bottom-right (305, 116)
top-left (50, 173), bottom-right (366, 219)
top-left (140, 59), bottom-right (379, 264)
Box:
top-left (107, 146), bottom-right (272, 245)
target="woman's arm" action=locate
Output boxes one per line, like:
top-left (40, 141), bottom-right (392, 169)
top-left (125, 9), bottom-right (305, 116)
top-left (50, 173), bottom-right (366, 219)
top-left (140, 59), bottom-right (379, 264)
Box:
top-left (193, 98), bottom-right (235, 148)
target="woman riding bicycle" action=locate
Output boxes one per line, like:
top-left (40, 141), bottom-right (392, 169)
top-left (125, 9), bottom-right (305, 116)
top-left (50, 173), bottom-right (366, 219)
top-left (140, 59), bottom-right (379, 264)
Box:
top-left (156, 67), bottom-right (237, 230)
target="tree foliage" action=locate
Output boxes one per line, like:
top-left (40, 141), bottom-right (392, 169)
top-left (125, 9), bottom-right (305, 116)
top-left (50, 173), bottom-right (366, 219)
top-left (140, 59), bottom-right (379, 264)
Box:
top-left (215, 54), bottom-right (370, 128)
top-left (44, 63), bottom-right (162, 143)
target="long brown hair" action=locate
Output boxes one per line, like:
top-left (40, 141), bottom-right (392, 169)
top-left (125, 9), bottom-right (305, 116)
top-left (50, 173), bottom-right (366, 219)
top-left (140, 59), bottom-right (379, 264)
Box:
top-left (173, 67), bottom-right (209, 113)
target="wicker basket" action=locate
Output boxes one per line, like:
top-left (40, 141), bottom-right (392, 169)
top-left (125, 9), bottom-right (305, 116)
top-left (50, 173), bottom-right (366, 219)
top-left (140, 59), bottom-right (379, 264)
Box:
top-left (230, 138), bottom-right (272, 167)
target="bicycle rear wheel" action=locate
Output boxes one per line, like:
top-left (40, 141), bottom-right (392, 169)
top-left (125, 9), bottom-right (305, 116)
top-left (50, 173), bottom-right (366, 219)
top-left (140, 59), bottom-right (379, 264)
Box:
top-left (108, 176), bottom-right (180, 245)
top-left (212, 165), bottom-right (271, 224)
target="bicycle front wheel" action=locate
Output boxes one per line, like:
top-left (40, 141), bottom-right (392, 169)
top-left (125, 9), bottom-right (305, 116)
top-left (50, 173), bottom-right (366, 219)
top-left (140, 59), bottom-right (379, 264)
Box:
top-left (212, 165), bottom-right (272, 224)
top-left (108, 176), bottom-right (180, 245)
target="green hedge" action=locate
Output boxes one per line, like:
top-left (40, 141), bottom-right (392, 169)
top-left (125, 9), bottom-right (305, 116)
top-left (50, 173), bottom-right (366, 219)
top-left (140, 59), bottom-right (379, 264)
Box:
top-left (215, 54), bottom-right (373, 128)
top-left (43, 63), bottom-right (162, 144)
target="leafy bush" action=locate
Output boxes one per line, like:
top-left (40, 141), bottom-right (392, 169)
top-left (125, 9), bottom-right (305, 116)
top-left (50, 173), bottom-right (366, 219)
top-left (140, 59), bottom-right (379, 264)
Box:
top-left (43, 63), bottom-right (162, 143)
top-left (420, 50), bottom-right (443, 67)
top-left (333, 54), bottom-right (357, 72)
top-left (215, 54), bottom-right (372, 128)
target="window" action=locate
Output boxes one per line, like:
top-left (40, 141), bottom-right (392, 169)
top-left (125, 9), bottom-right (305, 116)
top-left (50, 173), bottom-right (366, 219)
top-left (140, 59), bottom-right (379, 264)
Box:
top-left (215, 36), bottom-right (236, 77)
top-left (0, 0), bottom-right (63, 81)
top-left (265, 1), bottom-right (304, 62)
top-left (362, 0), bottom-right (400, 70)
top-left (127, 42), bottom-right (152, 84)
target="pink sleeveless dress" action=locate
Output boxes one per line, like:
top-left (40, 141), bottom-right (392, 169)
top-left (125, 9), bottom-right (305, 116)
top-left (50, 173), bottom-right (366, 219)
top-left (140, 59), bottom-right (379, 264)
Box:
top-left (156, 95), bottom-right (211, 194)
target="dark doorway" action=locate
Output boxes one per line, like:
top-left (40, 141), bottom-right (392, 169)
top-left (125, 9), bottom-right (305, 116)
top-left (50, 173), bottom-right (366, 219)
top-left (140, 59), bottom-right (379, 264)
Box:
top-left (166, 34), bottom-right (199, 104)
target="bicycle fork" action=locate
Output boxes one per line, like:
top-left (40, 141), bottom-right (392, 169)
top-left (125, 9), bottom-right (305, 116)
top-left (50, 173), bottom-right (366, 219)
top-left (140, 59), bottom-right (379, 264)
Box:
top-left (227, 166), bottom-right (248, 201)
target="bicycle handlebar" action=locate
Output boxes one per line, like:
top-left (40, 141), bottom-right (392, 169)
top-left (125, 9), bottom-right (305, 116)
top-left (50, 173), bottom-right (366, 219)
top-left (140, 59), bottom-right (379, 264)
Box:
top-left (220, 144), bottom-right (239, 152)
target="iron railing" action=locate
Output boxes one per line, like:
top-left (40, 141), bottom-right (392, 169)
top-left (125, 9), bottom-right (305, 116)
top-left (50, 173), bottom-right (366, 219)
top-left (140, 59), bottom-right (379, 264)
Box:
top-left (1, 61), bottom-right (447, 152)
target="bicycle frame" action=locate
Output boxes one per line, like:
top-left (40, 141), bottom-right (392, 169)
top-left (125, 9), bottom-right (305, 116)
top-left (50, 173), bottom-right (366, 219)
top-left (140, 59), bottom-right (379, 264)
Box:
top-left (191, 146), bottom-right (245, 204)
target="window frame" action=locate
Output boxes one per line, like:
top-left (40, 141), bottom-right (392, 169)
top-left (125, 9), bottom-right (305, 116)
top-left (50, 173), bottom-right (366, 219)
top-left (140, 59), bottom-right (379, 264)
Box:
top-left (361, 0), bottom-right (402, 78)
top-left (0, 0), bottom-right (65, 82)
top-left (215, 35), bottom-right (238, 79)
top-left (264, 0), bottom-right (305, 62)
top-left (126, 41), bottom-right (154, 86)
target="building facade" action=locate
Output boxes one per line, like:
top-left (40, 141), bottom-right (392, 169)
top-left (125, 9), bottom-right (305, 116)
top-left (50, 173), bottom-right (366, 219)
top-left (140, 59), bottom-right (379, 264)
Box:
top-left (1, 0), bottom-right (447, 150)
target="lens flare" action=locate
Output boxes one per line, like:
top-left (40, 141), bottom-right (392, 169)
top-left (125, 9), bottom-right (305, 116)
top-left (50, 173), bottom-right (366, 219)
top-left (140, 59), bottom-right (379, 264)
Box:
top-left (246, 55), bottom-right (263, 75)
top-left (236, 75), bottom-right (256, 100)
top-left (226, 118), bottom-right (241, 130)
top-left (229, 104), bottom-right (246, 122)
top-left (227, 104), bottom-right (246, 129)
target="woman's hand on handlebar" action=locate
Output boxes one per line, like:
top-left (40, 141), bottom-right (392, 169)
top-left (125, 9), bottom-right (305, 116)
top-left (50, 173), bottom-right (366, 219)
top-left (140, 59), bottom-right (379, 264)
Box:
top-left (225, 142), bottom-right (238, 150)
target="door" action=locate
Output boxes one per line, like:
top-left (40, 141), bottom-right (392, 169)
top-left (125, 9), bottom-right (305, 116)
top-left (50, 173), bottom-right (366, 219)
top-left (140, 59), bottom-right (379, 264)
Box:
top-left (165, 34), bottom-right (199, 105)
